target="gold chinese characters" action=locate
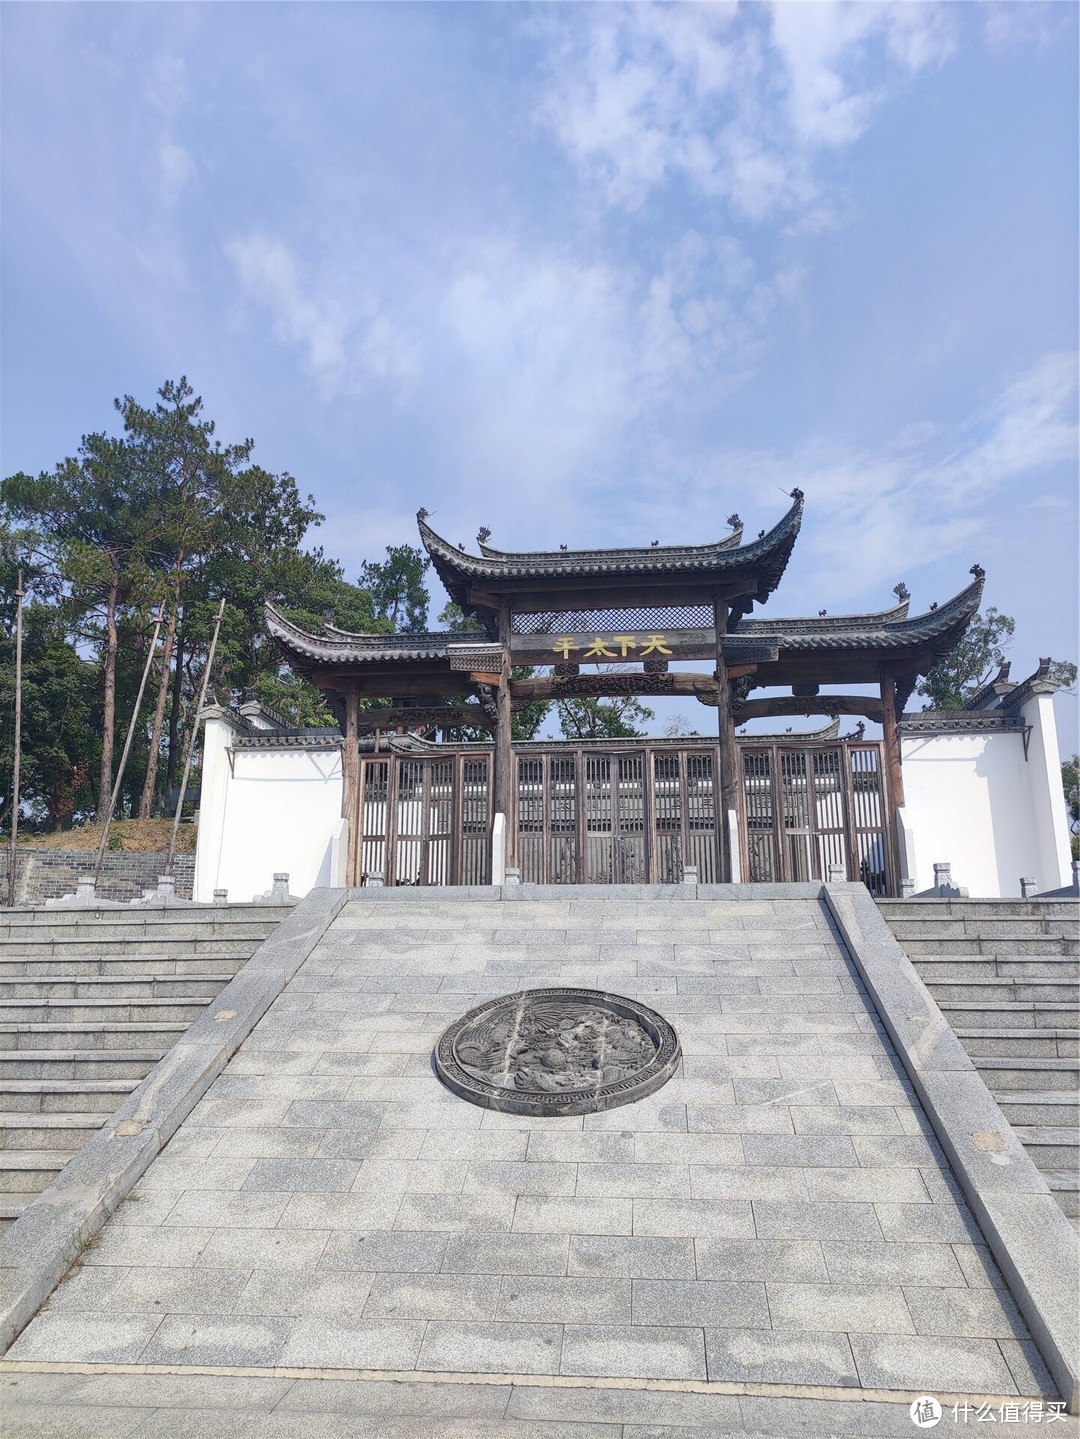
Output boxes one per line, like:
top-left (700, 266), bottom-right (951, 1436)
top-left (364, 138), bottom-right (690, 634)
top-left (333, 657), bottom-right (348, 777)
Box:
top-left (552, 634), bottom-right (674, 660)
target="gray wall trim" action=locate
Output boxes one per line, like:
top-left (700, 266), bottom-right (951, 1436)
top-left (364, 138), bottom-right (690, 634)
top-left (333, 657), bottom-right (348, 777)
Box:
top-left (824, 881), bottom-right (1079, 1413)
top-left (0, 887), bottom-right (346, 1355)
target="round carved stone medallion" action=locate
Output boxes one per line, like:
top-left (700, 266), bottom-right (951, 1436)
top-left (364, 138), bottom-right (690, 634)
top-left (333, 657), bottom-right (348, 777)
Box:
top-left (434, 988), bottom-right (681, 1116)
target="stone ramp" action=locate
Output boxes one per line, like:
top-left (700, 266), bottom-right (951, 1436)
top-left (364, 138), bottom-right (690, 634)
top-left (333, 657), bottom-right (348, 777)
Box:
top-left (879, 898), bottom-right (1080, 1228)
top-left (0, 904), bottom-right (291, 1227)
top-left (1, 887), bottom-right (1063, 1416)
top-left (3, 1369), bottom-right (1076, 1438)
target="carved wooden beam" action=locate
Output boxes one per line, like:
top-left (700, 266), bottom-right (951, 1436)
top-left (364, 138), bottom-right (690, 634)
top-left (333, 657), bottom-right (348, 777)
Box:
top-left (511, 673), bottom-right (720, 702)
top-left (732, 695), bottom-right (885, 723)
top-left (356, 703), bottom-right (495, 733)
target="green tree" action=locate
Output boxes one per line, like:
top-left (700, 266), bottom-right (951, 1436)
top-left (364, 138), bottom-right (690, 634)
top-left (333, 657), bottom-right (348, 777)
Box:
top-left (3, 434), bottom-right (156, 814)
top-left (1049, 661), bottom-right (1078, 694)
top-left (5, 378), bottom-right (375, 818)
top-left (0, 529), bottom-right (97, 830)
top-left (557, 692), bottom-right (655, 739)
top-left (917, 608), bottom-right (1016, 710)
top-left (361, 545), bottom-right (431, 632)
top-left (1063, 755), bottom-right (1079, 861)
top-left (435, 601), bottom-right (550, 740)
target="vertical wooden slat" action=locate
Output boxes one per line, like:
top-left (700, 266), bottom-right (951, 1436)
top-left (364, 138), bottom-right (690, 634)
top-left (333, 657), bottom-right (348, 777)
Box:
top-left (713, 599), bottom-right (740, 880)
top-left (343, 686), bottom-right (360, 887)
top-left (841, 741), bottom-right (859, 883)
top-left (879, 668), bottom-right (904, 898)
top-left (495, 603), bottom-right (514, 869)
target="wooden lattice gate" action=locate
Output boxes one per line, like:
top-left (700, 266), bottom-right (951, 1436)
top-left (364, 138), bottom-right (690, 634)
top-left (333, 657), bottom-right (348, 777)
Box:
top-left (515, 748), bottom-right (722, 885)
top-left (741, 740), bottom-right (891, 895)
top-left (356, 752), bottom-right (492, 887)
top-left (354, 739), bottom-right (892, 893)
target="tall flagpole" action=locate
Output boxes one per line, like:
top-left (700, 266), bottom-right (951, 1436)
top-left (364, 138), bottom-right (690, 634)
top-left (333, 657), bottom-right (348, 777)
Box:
top-left (165, 597), bottom-right (226, 877)
top-left (7, 570), bottom-right (25, 907)
top-left (94, 611), bottom-right (164, 882)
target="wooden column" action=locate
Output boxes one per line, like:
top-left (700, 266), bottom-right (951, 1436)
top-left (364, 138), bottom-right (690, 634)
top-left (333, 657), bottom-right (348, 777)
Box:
top-left (713, 598), bottom-right (741, 881)
top-left (495, 603), bottom-right (515, 869)
top-left (343, 684), bottom-right (361, 887)
top-left (879, 667), bottom-right (905, 895)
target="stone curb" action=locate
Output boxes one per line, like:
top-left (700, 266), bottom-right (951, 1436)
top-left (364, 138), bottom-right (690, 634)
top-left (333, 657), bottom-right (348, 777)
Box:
top-left (823, 881), bottom-right (1079, 1414)
top-left (0, 887), bottom-right (346, 1355)
top-left (346, 883), bottom-right (830, 902)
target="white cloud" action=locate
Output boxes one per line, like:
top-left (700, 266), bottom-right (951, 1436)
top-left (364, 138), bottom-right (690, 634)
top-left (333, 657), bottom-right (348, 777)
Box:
top-left (157, 142), bottom-right (197, 207)
top-left (223, 224), bottom-right (802, 526)
top-left (537, 1), bottom-right (956, 217)
top-left (656, 351), bottom-right (1078, 605)
top-left (226, 234), bottom-right (349, 392)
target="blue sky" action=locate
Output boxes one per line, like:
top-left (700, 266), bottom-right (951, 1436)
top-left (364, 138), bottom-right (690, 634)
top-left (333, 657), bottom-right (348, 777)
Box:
top-left (2, 2), bottom-right (1077, 741)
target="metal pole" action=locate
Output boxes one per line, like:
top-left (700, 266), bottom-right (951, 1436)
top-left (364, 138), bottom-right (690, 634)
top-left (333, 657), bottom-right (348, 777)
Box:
top-left (94, 611), bottom-right (164, 881)
top-left (165, 597), bottom-right (225, 876)
top-left (7, 571), bottom-right (25, 907)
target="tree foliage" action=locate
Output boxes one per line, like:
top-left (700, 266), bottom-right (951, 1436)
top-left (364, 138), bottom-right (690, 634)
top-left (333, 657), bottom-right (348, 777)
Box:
top-left (916, 607), bottom-right (1015, 710)
top-left (434, 601), bottom-right (550, 740)
top-left (556, 693), bottom-right (655, 740)
top-left (2, 378), bottom-right (381, 828)
top-left (360, 545), bottom-right (431, 632)
top-left (1063, 755), bottom-right (1079, 861)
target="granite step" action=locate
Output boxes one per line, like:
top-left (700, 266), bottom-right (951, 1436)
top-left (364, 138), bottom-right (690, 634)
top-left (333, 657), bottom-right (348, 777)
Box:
top-left (0, 955), bottom-right (250, 978)
top-left (0, 975), bottom-right (236, 1001)
top-left (0, 1049), bottom-right (165, 1080)
top-left (0, 1149), bottom-right (72, 1192)
top-left (994, 1090), bottom-right (1080, 1127)
top-left (0, 997), bottom-right (217, 1024)
top-left (901, 934), bottom-right (1078, 957)
top-left (0, 903), bottom-right (289, 929)
top-left (910, 955), bottom-right (1079, 980)
top-left (0, 1192), bottom-right (39, 1226)
top-left (0, 1113), bottom-right (107, 1150)
top-left (888, 916), bottom-right (1075, 939)
top-left (954, 1028), bottom-right (1079, 1058)
top-left (1011, 1126), bottom-right (1080, 1170)
top-left (1042, 1171), bottom-right (1080, 1218)
top-left (877, 899), bottom-right (1079, 921)
top-left (0, 1079), bottom-right (141, 1113)
top-left (0, 1022), bottom-right (189, 1051)
top-left (972, 1056), bottom-right (1080, 1092)
top-left (0, 938), bottom-right (270, 959)
top-left (935, 1001), bottom-right (1079, 1029)
top-left (924, 976), bottom-right (1079, 1005)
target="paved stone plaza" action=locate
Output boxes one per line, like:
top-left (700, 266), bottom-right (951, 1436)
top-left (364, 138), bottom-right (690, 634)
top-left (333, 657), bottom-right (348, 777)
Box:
top-left (2, 892), bottom-right (1069, 1435)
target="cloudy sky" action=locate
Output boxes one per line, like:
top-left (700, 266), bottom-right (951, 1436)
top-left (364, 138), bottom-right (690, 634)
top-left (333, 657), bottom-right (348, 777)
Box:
top-left (2, 2), bottom-right (1076, 737)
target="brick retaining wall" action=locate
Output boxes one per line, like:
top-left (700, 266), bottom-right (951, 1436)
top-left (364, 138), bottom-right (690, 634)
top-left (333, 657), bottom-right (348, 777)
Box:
top-left (0, 851), bottom-right (195, 905)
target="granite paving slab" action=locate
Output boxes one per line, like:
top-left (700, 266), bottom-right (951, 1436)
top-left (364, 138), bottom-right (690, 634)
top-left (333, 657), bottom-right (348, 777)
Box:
top-left (2, 889), bottom-right (1066, 1415)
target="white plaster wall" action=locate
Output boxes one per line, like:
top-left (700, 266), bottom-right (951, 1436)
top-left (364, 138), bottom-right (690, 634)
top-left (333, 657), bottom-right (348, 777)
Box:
top-left (902, 720), bottom-right (1070, 897)
top-left (194, 740), bottom-right (345, 901)
top-left (1020, 692), bottom-right (1073, 892)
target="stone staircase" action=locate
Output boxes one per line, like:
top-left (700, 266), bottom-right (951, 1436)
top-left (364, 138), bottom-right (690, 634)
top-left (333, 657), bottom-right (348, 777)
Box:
top-left (0, 904), bottom-right (289, 1227)
top-left (879, 897), bottom-right (1079, 1227)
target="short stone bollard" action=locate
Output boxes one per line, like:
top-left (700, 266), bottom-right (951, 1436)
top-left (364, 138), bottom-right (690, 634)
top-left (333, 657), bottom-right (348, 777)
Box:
top-left (681, 865), bottom-right (698, 885)
top-left (826, 863), bottom-right (844, 884)
top-left (504, 867), bottom-right (521, 886)
top-left (1020, 876), bottom-right (1039, 899)
top-left (213, 888), bottom-right (229, 903)
top-left (901, 877), bottom-right (916, 899)
top-left (364, 873), bottom-right (385, 888)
